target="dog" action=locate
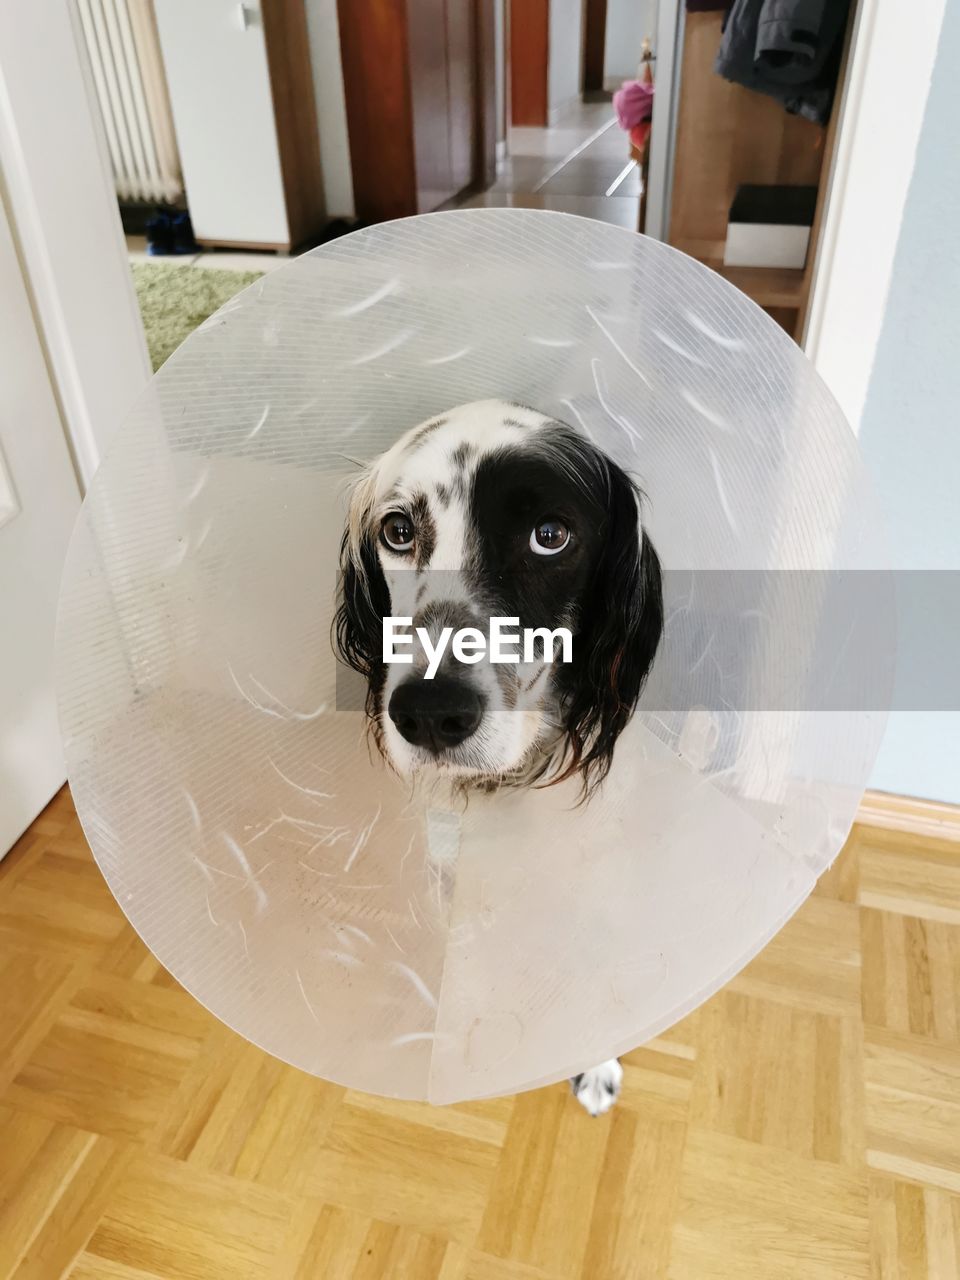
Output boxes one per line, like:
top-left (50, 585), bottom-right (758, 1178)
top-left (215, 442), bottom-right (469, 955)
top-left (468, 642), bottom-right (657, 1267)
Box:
top-left (335, 400), bottom-right (663, 1114)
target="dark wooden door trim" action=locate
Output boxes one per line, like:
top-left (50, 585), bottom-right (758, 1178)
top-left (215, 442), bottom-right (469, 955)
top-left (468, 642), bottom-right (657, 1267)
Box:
top-left (582, 0), bottom-right (607, 93)
top-left (509, 0), bottom-right (549, 126)
top-left (475, 0), bottom-right (497, 187)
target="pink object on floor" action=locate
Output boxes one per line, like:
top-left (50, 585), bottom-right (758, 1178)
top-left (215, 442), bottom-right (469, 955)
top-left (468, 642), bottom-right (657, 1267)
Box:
top-left (614, 79), bottom-right (655, 131)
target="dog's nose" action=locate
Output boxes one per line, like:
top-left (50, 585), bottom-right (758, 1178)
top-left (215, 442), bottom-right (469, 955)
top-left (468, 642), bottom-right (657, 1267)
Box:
top-left (388, 679), bottom-right (484, 751)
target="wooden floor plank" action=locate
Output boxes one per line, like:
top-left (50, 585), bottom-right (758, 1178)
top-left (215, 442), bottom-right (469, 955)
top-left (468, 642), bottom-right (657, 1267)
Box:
top-left (1, 789), bottom-right (959, 1278)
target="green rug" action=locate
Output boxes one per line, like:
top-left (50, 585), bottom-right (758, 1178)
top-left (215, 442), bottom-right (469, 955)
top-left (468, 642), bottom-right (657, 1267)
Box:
top-left (131, 262), bottom-right (263, 371)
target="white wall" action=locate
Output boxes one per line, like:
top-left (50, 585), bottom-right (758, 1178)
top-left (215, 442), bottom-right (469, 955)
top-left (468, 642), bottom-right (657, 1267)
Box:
top-left (855, 0), bottom-right (960, 802)
top-left (0, 1), bottom-right (151, 485)
top-left (303, 0), bottom-right (355, 220)
top-left (805, 0), bottom-right (946, 439)
top-left (604, 0), bottom-right (654, 84)
top-left (549, 0), bottom-right (584, 113)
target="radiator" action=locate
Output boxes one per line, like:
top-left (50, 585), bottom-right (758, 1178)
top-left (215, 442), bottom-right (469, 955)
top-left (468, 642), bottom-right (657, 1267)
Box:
top-left (77, 0), bottom-right (183, 204)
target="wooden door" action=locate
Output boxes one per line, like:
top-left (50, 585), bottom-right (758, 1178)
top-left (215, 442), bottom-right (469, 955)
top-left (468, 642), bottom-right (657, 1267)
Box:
top-left (509, 0), bottom-right (549, 125)
top-left (338, 0), bottom-right (420, 222)
top-left (340, 0), bottom-right (494, 221)
top-left (408, 0), bottom-right (479, 211)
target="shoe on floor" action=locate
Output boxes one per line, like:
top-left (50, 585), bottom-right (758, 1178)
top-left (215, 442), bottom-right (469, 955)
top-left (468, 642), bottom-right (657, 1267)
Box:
top-left (171, 211), bottom-right (199, 255)
top-left (146, 209), bottom-right (199, 256)
top-left (145, 210), bottom-right (174, 256)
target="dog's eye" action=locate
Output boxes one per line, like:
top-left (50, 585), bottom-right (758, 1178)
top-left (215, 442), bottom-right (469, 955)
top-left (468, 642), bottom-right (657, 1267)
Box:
top-left (380, 513), bottom-right (415, 553)
top-left (530, 519), bottom-right (570, 556)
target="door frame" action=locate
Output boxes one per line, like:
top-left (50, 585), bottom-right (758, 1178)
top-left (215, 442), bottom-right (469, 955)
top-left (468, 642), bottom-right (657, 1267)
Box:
top-left (0, 2), bottom-right (151, 490)
top-left (643, 0), bottom-right (684, 244)
top-left (0, 183), bottom-right (83, 856)
top-left (801, 0), bottom-right (947, 431)
top-left (475, 0), bottom-right (499, 188)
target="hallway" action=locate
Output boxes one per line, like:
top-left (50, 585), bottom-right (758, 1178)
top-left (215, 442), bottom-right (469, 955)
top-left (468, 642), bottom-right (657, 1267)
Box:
top-left (461, 100), bottom-right (641, 230)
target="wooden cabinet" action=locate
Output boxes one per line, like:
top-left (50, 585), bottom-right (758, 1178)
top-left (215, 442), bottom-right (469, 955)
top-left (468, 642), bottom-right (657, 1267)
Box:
top-left (338, 0), bottom-right (496, 221)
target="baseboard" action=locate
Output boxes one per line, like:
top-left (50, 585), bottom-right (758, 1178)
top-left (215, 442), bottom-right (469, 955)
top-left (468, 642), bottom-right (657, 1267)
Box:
top-left (857, 789), bottom-right (960, 842)
top-left (196, 238), bottom-right (290, 253)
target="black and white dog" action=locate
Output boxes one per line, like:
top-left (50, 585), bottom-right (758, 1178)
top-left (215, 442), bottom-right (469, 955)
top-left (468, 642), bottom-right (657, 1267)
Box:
top-left (335, 400), bottom-right (663, 1114)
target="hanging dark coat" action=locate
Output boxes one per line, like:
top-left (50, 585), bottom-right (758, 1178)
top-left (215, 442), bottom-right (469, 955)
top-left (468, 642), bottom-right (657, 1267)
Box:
top-left (715, 0), bottom-right (851, 126)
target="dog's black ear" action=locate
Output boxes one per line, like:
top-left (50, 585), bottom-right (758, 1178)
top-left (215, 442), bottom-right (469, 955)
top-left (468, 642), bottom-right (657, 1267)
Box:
top-left (334, 526), bottom-right (390, 680)
top-left (558, 461), bottom-right (663, 795)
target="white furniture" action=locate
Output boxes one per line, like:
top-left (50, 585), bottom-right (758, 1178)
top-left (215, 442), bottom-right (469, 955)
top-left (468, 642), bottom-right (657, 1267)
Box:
top-left (153, 0), bottom-right (324, 249)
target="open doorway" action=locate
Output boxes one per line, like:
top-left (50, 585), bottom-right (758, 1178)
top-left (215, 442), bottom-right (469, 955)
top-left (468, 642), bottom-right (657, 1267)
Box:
top-left (583, 0), bottom-right (658, 96)
top-left (507, 0), bottom-right (655, 124)
top-left (471, 0), bottom-right (642, 227)
top-left (499, 0), bottom-right (865, 342)
top-left (647, 0), bottom-right (859, 343)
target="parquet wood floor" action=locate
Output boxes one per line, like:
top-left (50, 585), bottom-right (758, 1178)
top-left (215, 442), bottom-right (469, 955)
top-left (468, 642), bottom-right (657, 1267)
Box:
top-left (2, 790), bottom-right (959, 1278)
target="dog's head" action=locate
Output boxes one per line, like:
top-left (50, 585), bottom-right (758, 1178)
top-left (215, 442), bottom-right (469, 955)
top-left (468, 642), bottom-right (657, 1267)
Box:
top-left (335, 400), bottom-right (662, 796)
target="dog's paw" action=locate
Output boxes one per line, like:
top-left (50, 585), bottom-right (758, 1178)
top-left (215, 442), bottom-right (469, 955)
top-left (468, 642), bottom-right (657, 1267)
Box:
top-left (570, 1059), bottom-right (623, 1116)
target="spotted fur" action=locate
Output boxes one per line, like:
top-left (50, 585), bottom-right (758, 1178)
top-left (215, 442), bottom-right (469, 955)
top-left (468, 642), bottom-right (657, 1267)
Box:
top-left (335, 399), bottom-right (663, 796)
top-left (334, 401), bottom-right (663, 1115)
